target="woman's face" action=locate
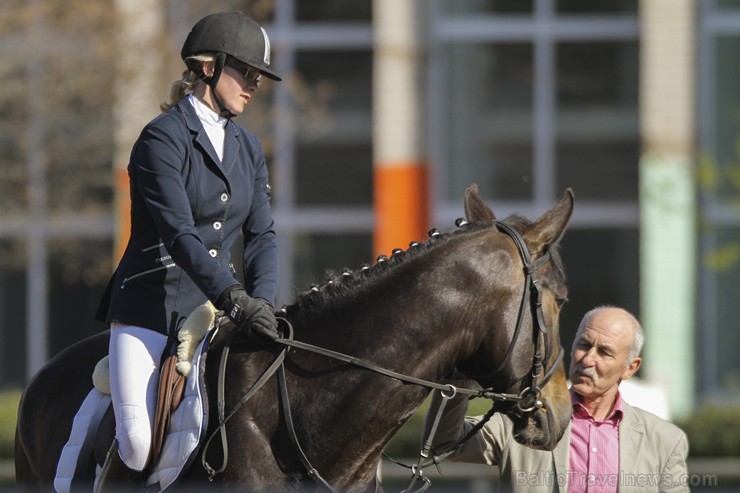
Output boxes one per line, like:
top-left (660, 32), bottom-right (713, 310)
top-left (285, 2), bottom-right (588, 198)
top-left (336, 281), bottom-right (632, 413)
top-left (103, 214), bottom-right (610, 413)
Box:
top-left (216, 59), bottom-right (262, 115)
top-left (202, 58), bottom-right (262, 116)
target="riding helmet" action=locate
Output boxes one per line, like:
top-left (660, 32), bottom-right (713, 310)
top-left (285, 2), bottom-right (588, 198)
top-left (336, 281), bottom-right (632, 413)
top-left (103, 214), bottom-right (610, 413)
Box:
top-left (181, 11), bottom-right (281, 82)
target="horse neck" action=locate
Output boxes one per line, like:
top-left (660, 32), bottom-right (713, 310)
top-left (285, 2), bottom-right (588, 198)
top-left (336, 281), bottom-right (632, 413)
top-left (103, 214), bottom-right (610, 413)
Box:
top-left (289, 229), bottom-right (512, 384)
top-left (278, 230), bottom-right (518, 485)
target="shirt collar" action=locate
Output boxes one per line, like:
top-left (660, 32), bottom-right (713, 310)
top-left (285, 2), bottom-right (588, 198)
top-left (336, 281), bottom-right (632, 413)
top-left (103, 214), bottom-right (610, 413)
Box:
top-left (188, 94), bottom-right (227, 129)
top-left (570, 388), bottom-right (624, 423)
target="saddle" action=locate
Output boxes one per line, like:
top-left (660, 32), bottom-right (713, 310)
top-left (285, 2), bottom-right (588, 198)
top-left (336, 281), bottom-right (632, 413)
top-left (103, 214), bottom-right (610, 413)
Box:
top-left (56, 303), bottom-right (218, 493)
top-left (141, 302), bottom-right (219, 466)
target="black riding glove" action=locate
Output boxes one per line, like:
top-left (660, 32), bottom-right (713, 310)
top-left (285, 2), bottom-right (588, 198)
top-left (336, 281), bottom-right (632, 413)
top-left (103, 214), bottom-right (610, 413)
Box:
top-left (216, 286), bottom-right (279, 341)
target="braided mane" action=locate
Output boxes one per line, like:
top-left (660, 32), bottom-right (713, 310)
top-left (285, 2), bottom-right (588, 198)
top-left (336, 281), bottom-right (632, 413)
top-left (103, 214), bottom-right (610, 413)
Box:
top-left (282, 215), bottom-right (548, 317)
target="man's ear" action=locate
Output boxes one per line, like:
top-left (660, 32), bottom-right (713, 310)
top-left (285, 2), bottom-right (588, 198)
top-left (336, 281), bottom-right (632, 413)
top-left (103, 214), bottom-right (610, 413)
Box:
top-left (621, 357), bottom-right (642, 381)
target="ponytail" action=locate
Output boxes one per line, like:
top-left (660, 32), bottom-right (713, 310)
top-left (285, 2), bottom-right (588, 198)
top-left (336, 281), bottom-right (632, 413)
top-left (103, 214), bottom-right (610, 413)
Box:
top-left (160, 53), bottom-right (216, 112)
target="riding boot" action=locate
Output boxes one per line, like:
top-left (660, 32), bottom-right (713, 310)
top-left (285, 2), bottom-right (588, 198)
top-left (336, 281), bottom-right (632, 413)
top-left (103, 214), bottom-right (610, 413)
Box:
top-left (95, 441), bottom-right (146, 493)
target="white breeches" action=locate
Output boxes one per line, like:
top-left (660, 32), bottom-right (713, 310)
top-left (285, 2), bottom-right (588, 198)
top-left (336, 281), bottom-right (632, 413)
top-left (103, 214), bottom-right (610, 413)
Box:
top-left (108, 323), bottom-right (167, 471)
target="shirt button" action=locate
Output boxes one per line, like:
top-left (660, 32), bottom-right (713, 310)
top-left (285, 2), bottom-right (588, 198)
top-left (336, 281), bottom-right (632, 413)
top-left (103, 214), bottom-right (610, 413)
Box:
top-left (592, 447), bottom-right (598, 453)
top-left (213, 221), bottom-right (222, 230)
top-left (208, 249), bottom-right (218, 257)
top-left (220, 193), bottom-right (229, 202)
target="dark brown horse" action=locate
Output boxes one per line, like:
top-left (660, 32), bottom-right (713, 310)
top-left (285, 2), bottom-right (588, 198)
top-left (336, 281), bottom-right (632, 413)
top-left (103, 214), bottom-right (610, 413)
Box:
top-left (15, 184), bottom-right (574, 492)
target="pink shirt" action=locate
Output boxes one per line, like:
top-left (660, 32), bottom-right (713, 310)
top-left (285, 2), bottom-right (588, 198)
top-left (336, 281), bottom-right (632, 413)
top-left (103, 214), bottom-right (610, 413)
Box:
top-left (568, 390), bottom-right (623, 493)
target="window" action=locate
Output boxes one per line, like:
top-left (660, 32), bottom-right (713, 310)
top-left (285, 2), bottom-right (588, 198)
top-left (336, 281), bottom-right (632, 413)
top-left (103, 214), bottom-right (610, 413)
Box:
top-left (559, 228), bottom-right (640, 370)
top-left (267, 2), bottom-right (375, 304)
top-left (556, 41), bottom-right (639, 201)
top-left (698, 1), bottom-right (740, 398)
top-left (294, 50), bottom-right (373, 207)
top-left (432, 1), bottom-right (640, 344)
top-left (443, 42), bottom-right (534, 201)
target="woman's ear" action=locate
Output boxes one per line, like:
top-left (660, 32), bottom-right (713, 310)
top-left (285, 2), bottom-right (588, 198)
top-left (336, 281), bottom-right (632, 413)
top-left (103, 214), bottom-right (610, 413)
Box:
top-left (201, 60), bottom-right (215, 78)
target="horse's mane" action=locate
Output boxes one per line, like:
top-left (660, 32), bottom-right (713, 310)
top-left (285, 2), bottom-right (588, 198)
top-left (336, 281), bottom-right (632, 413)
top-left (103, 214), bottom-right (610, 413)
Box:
top-left (283, 214), bottom-right (565, 317)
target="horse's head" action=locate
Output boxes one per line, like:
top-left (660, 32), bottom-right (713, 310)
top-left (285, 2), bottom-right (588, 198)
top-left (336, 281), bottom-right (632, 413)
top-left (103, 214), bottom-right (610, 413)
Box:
top-left (455, 184), bottom-right (573, 451)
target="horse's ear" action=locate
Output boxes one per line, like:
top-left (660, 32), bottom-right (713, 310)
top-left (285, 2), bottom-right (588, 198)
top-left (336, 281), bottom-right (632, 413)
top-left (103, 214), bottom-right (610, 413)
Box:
top-left (464, 183), bottom-right (496, 221)
top-left (523, 188), bottom-right (574, 257)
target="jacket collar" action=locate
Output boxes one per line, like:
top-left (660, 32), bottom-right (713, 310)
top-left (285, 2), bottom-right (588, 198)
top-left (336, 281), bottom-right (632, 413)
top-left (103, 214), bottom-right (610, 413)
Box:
top-left (176, 96), bottom-right (240, 185)
top-left (617, 401), bottom-right (646, 477)
top-left (552, 396), bottom-right (644, 492)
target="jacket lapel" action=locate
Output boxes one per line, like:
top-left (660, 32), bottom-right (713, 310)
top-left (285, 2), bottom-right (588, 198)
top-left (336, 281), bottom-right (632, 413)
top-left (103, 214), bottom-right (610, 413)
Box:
top-left (220, 121), bottom-right (240, 178)
top-left (553, 423), bottom-right (572, 492)
top-left (618, 402), bottom-right (645, 489)
top-left (180, 100), bottom-right (220, 162)
top-left (177, 98), bottom-right (237, 184)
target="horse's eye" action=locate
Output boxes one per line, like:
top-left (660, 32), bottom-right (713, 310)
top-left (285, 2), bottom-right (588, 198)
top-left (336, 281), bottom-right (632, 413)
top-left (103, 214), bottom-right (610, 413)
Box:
top-left (556, 297), bottom-right (569, 309)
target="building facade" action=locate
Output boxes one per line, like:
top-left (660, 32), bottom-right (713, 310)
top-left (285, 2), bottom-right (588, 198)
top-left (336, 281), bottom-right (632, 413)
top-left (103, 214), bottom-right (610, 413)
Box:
top-left (1, 0), bottom-right (738, 417)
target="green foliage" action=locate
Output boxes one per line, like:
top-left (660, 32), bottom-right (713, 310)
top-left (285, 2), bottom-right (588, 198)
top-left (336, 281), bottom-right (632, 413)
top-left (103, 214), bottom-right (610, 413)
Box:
top-left (677, 404), bottom-right (740, 457)
top-left (0, 389), bottom-right (21, 460)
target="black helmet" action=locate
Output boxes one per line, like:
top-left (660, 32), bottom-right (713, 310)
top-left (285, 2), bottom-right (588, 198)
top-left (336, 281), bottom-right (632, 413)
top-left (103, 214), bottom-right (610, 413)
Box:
top-left (181, 11), bottom-right (281, 81)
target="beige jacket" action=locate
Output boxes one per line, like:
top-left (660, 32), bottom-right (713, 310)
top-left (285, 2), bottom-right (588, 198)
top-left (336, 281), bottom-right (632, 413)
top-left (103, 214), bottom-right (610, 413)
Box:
top-left (428, 392), bottom-right (689, 493)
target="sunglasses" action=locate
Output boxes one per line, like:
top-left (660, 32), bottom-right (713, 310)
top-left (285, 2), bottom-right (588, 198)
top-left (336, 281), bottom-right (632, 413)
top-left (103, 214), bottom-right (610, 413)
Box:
top-left (225, 59), bottom-right (263, 87)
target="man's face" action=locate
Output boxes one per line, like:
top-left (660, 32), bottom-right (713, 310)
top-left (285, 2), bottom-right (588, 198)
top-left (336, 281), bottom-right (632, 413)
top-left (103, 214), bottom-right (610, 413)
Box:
top-left (569, 309), bottom-right (640, 400)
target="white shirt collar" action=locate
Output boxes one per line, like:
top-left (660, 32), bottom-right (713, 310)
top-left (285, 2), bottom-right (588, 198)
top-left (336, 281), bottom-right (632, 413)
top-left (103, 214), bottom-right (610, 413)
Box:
top-left (187, 94), bottom-right (227, 129)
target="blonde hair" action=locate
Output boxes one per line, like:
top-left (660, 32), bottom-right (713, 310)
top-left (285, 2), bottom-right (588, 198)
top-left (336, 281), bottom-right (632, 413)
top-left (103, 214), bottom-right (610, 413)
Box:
top-left (160, 53), bottom-right (216, 112)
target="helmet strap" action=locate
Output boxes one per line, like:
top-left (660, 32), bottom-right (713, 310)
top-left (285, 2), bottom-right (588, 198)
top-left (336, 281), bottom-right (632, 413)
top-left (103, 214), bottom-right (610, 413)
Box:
top-left (190, 53), bottom-right (235, 119)
top-left (207, 54), bottom-right (236, 119)
top-left (209, 86), bottom-right (237, 119)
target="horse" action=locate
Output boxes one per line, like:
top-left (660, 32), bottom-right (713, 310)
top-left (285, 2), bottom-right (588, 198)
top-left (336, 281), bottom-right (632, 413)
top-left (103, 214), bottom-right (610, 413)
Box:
top-left (15, 184), bottom-right (574, 492)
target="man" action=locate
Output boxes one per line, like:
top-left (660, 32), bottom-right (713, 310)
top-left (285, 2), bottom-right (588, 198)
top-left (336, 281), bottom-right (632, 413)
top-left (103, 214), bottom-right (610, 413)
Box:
top-left (426, 306), bottom-right (689, 492)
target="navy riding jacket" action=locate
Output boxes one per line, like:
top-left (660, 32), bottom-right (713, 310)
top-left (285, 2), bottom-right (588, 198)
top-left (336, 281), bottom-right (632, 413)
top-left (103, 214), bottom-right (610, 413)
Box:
top-left (96, 97), bottom-right (278, 335)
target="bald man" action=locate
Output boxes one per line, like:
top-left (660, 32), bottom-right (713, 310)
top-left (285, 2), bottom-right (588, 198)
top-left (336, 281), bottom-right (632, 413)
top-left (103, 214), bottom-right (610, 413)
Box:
top-left (426, 306), bottom-right (689, 493)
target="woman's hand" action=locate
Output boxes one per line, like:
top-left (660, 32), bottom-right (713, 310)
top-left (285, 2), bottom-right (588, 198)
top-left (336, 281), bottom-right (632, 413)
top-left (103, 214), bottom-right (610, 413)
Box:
top-left (217, 286), bottom-right (279, 341)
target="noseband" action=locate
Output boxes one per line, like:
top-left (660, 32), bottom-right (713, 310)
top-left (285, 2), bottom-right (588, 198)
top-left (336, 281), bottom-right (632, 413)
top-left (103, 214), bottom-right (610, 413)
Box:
top-left (465, 220), bottom-right (565, 413)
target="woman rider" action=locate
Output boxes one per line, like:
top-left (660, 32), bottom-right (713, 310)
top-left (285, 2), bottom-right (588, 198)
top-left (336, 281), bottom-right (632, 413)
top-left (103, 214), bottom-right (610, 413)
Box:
top-left (95, 11), bottom-right (281, 489)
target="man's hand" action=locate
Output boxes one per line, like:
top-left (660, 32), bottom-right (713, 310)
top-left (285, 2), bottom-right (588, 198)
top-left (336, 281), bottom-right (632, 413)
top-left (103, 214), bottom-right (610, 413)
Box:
top-left (217, 286), bottom-right (279, 341)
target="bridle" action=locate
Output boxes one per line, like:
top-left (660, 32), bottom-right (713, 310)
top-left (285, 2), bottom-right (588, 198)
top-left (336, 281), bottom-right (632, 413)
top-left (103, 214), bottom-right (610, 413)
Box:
top-left (460, 220), bottom-right (565, 415)
top-left (200, 219), bottom-right (565, 492)
top-left (396, 220), bottom-right (566, 492)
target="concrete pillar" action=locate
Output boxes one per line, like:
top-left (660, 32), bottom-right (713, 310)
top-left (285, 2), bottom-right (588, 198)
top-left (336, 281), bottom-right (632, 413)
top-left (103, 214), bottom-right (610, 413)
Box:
top-left (25, 0), bottom-right (49, 377)
top-left (639, 0), bottom-right (696, 420)
top-left (113, 0), bottom-right (165, 261)
top-left (372, 0), bottom-right (429, 258)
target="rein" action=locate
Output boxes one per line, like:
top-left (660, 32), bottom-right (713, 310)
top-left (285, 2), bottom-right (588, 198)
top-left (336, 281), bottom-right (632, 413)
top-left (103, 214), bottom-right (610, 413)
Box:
top-left (276, 334), bottom-right (527, 403)
top-left (201, 219), bottom-right (564, 492)
top-left (200, 319), bottom-right (507, 484)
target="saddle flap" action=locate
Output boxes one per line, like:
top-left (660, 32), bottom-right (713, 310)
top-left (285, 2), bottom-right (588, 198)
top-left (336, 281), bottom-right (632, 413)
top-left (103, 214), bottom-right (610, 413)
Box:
top-left (151, 354), bottom-right (186, 466)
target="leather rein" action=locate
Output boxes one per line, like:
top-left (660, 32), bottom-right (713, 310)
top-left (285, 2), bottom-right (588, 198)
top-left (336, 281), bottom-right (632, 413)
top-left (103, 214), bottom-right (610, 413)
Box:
top-left (201, 220), bottom-right (564, 492)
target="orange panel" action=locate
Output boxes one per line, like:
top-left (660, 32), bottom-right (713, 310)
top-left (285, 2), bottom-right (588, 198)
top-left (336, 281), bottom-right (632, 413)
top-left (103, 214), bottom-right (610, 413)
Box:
top-left (374, 163), bottom-right (429, 258)
top-left (114, 168), bottom-right (131, 264)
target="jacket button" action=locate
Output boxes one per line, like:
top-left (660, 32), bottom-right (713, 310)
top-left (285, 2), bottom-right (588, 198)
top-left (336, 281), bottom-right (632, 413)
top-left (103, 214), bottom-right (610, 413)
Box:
top-left (220, 193), bottom-right (229, 203)
top-left (213, 221), bottom-right (222, 230)
top-left (209, 249), bottom-right (218, 257)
